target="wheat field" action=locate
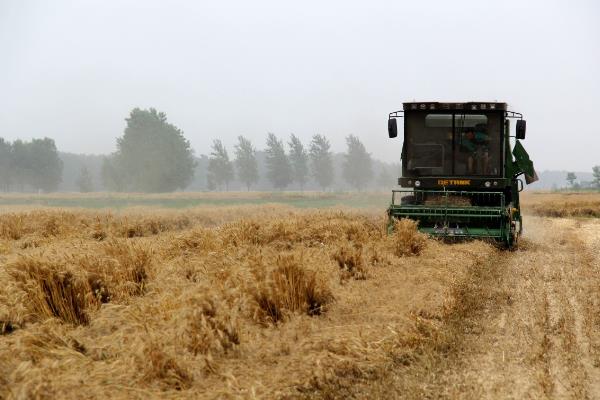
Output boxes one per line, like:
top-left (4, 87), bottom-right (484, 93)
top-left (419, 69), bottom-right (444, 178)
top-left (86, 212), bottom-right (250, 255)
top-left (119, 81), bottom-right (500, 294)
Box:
top-left (522, 191), bottom-right (600, 218)
top-left (1, 191), bottom-right (599, 399)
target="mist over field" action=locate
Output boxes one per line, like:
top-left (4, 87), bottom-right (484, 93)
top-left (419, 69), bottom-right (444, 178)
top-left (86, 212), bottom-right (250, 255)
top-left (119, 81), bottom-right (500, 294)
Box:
top-left (1, 0), bottom-right (599, 185)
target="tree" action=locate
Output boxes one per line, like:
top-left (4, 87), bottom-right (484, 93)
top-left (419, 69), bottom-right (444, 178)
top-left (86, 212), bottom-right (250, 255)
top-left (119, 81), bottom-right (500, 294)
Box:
top-left (309, 134), bottom-right (334, 190)
top-left (207, 139), bottom-right (234, 190)
top-left (593, 166), bottom-right (600, 188)
top-left (27, 138), bottom-right (63, 192)
top-left (265, 133), bottom-right (292, 190)
top-left (76, 166), bottom-right (94, 193)
top-left (566, 172), bottom-right (577, 188)
top-left (288, 134), bottom-right (309, 190)
top-left (234, 136), bottom-right (259, 191)
top-left (342, 135), bottom-right (373, 190)
top-left (0, 138), bottom-right (12, 191)
top-left (101, 156), bottom-right (125, 192)
top-left (112, 108), bottom-right (195, 192)
top-left (0, 138), bottom-right (62, 192)
top-left (11, 140), bottom-right (31, 191)
top-left (206, 174), bottom-right (217, 191)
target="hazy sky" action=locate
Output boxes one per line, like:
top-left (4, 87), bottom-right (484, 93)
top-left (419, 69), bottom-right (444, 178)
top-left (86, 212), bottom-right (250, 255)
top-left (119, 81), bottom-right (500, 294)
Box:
top-left (1, 0), bottom-right (599, 171)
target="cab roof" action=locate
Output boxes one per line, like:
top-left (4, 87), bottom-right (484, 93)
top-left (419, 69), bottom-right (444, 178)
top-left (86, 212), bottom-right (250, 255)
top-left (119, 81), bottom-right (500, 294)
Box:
top-left (403, 102), bottom-right (507, 112)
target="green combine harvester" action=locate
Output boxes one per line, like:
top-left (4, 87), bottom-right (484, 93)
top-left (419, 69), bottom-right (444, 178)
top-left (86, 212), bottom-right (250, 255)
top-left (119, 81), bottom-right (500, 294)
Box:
top-left (387, 102), bottom-right (537, 248)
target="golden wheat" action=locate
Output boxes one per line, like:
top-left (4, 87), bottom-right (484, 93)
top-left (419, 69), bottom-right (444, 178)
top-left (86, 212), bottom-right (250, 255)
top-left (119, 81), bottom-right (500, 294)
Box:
top-left (522, 191), bottom-right (600, 218)
top-left (0, 204), bottom-right (497, 398)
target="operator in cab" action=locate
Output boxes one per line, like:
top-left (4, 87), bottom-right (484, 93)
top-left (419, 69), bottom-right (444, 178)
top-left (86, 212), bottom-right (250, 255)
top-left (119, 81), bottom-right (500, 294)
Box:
top-left (460, 124), bottom-right (490, 175)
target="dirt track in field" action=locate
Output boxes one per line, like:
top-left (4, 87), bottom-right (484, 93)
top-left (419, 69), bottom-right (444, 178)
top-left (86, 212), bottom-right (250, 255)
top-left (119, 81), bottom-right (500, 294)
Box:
top-left (354, 216), bottom-right (600, 399)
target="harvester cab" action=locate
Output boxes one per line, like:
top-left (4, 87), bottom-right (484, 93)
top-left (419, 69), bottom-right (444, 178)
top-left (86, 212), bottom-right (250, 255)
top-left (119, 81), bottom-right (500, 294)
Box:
top-left (387, 102), bottom-right (537, 248)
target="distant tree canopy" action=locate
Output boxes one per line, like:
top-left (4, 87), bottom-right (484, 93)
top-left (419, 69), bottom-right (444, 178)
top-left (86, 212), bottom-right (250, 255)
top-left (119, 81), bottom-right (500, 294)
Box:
top-left (208, 139), bottom-right (234, 190)
top-left (593, 166), bottom-right (600, 188)
top-left (566, 172), bottom-right (577, 188)
top-left (76, 166), bottom-right (94, 193)
top-left (29, 138), bottom-right (64, 192)
top-left (101, 156), bottom-right (125, 192)
top-left (0, 137), bottom-right (62, 192)
top-left (342, 135), bottom-right (373, 190)
top-left (0, 138), bottom-right (11, 191)
top-left (105, 108), bottom-right (195, 192)
top-left (265, 133), bottom-right (292, 190)
top-left (288, 134), bottom-right (309, 190)
top-left (309, 134), bottom-right (334, 190)
top-left (4, 127), bottom-right (408, 193)
top-left (234, 136), bottom-right (259, 191)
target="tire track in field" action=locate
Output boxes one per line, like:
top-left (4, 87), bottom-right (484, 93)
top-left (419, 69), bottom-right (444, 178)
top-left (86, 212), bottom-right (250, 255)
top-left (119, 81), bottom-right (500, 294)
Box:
top-left (452, 217), bottom-right (600, 399)
top-left (535, 218), bottom-right (600, 399)
top-left (367, 216), bottom-right (600, 399)
top-left (538, 220), bottom-right (586, 398)
top-left (572, 219), bottom-right (600, 396)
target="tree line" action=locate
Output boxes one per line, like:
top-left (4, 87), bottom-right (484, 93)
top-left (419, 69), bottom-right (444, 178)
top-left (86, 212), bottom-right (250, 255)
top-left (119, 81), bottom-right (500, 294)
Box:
top-left (96, 108), bottom-right (383, 193)
top-left (4, 107), bottom-right (600, 193)
top-left (204, 133), bottom-right (373, 192)
top-left (5, 106), bottom-right (600, 193)
top-left (0, 107), bottom-right (389, 193)
top-left (565, 168), bottom-right (600, 190)
top-left (92, 108), bottom-right (378, 192)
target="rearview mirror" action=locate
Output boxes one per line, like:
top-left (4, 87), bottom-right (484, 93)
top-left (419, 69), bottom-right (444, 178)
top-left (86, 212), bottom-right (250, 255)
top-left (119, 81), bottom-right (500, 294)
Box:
top-left (388, 118), bottom-right (398, 138)
top-left (516, 119), bottom-right (526, 140)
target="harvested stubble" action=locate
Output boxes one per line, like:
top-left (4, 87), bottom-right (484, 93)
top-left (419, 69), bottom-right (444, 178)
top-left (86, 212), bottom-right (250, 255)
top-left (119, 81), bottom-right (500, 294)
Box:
top-left (0, 206), bottom-right (492, 398)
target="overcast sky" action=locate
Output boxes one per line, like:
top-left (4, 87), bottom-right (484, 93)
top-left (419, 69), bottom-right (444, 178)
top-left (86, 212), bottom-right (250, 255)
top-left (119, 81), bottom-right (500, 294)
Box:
top-left (1, 0), bottom-right (599, 171)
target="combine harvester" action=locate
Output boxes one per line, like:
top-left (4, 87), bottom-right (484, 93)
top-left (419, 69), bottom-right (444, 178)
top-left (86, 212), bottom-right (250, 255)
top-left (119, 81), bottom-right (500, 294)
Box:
top-left (387, 102), bottom-right (537, 248)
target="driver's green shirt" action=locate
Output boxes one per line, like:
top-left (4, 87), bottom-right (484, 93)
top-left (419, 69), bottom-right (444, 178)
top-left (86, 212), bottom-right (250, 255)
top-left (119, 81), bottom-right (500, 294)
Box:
top-left (462, 131), bottom-right (488, 152)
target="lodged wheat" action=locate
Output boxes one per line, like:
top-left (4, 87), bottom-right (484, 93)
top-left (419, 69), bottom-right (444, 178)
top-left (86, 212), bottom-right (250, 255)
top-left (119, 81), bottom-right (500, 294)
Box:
top-left (0, 204), bottom-right (481, 399)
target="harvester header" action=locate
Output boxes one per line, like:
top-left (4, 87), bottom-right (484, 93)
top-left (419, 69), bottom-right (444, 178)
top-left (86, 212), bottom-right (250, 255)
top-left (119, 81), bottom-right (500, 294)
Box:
top-left (386, 100), bottom-right (536, 247)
